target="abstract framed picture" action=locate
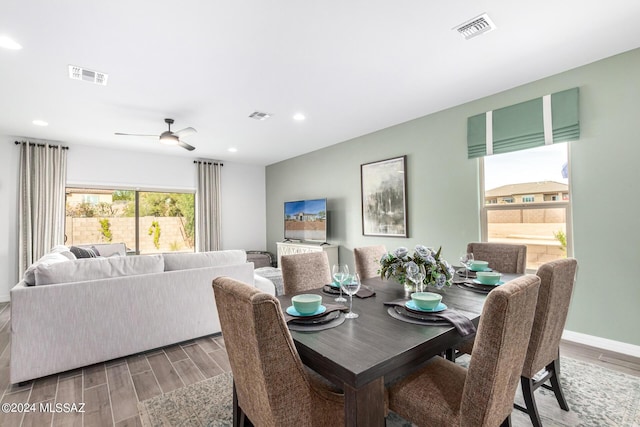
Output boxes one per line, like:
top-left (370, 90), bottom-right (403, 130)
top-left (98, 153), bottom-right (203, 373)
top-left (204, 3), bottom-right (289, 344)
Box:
top-left (360, 155), bottom-right (408, 237)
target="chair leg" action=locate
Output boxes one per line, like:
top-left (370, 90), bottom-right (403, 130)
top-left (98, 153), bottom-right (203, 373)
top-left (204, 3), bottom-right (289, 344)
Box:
top-left (548, 358), bottom-right (570, 411)
top-left (233, 381), bottom-right (246, 427)
top-left (445, 348), bottom-right (456, 362)
top-left (500, 415), bottom-right (512, 427)
top-left (520, 376), bottom-right (543, 427)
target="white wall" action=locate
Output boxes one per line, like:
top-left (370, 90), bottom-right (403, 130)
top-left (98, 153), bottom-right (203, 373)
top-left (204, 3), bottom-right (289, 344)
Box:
top-left (0, 140), bottom-right (266, 301)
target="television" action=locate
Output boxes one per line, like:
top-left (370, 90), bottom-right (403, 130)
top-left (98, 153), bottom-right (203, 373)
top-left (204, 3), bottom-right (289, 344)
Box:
top-left (284, 198), bottom-right (327, 243)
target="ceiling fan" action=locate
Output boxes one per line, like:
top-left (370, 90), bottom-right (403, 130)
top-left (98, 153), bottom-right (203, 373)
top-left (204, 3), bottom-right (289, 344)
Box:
top-left (115, 118), bottom-right (196, 151)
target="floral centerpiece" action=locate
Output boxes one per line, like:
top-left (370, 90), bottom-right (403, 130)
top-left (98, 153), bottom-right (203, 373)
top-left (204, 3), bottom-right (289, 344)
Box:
top-left (379, 245), bottom-right (455, 292)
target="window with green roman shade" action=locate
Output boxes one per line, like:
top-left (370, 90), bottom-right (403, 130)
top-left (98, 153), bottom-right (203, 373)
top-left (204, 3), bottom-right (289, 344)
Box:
top-left (467, 87), bottom-right (579, 159)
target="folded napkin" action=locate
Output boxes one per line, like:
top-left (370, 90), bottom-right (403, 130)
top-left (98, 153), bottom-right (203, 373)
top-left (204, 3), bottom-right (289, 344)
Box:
top-left (283, 303), bottom-right (348, 324)
top-left (322, 284), bottom-right (376, 299)
top-left (383, 299), bottom-right (476, 336)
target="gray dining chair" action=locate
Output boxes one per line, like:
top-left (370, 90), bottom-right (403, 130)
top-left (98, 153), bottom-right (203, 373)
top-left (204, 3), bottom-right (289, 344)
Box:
top-left (353, 245), bottom-right (387, 279)
top-left (280, 251), bottom-right (332, 294)
top-left (517, 258), bottom-right (578, 427)
top-left (212, 276), bottom-right (344, 426)
top-left (388, 274), bottom-right (541, 427)
top-left (467, 242), bottom-right (527, 274)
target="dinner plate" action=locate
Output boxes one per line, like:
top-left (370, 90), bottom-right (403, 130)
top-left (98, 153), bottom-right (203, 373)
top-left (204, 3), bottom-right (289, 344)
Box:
top-left (328, 282), bottom-right (341, 289)
top-left (405, 300), bottom-right (447, 313)
top-left (286, 305), bottom-right (327, 317)
top-left (469, 267), bottom-right (493, 272)
top-left (472, 279), bottom-right (504, 286)
top-left (289, 310), bottom-right (341, 325)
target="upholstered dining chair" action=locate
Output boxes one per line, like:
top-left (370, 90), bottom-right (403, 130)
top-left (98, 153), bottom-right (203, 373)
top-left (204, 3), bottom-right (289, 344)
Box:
top-left (467, 242), bottom-right (528, 274)
top-left (517, 258), bottom-right (578, 427)
top-left (388, 274), bottom-right (541, 427)
top-left (212, 277), bottom-right (344, 427)
top-left (281, 251), bottom-right (332, 294)
top-left (353, 244), bottom-right (387, 279)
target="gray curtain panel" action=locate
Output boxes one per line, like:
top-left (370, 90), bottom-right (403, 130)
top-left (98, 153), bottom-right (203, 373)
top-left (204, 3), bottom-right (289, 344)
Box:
top-left (195, 160), bottom-right (221, 252)
top-left (18, 142), bottom-right (68, 274)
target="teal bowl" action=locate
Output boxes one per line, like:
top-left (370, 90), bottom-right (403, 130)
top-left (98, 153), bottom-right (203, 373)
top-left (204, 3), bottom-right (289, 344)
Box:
top-left (470, 260), bottom-right (489, 271)
top-left (291, 294), bottom-right (322, 315)
top-left (411, 292), bottom-right (442, 310)
top-left (476, 271), bottom-right (502, 285)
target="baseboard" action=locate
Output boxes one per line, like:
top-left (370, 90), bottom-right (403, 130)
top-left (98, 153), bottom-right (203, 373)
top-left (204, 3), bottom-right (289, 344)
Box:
top-left (562, 330), bottom-right (640, 358)
top-left (0, 294), bottom-right (9, 303)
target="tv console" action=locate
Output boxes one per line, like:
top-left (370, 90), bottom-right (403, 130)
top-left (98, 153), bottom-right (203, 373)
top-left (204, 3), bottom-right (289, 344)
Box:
top-left (276, 242), bottom-right (338, 269)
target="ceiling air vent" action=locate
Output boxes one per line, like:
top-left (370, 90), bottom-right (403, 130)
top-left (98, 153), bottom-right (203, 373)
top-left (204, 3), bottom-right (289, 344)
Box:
top-left (248, 111), bottom-right (272, 121)
top-left (68, 65), bottom-right (109, 86)
top-left (453, 13), bottom-right (496, 40)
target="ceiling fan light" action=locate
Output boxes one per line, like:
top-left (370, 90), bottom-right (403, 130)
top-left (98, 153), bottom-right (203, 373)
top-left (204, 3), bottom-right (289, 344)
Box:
top-left (159, 133), bottom-right (178, 145)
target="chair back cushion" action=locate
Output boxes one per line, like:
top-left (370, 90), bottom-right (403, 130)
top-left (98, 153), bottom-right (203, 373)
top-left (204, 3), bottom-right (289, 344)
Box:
top-left (213, 277), bottom-right (313, 426)
top-left (281, 252), bottom-right (331, 294)
top-left (467, 242), bottom-right (527, 274)
top-left (522, 258), bottom-right (578, 377)
top-left (353, 245), bottom-right (387, 279)
top-left (461, 274), bottom-right (540, 426)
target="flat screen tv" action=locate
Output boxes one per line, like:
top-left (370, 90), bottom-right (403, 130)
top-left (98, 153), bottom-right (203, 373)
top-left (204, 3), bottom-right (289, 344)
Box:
top-left (284, 198), bottom-right (327, 242)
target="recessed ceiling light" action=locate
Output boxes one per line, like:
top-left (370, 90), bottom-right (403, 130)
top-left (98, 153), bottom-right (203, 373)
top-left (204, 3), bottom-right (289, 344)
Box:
top-left (32, 120), bottom-right (48, 127)
top-left (293, 113), bottom-right (306, 121)
top-left (0, 35), bottom-right (22, 50)
top-left (227, 147), bottom-right (238, 153)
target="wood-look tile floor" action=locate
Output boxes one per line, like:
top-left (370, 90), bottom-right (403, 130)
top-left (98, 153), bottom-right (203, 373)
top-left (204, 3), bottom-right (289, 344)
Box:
top-left (0, 301), bottom-right (638, 427)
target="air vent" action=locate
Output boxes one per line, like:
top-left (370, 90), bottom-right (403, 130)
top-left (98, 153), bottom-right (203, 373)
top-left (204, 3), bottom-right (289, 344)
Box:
top-left (68, 65), bottom-right (109, 86)
top-left (248, 111), bottom-right (272, 121)
top-left (453, 13), bottom-right (496, 40)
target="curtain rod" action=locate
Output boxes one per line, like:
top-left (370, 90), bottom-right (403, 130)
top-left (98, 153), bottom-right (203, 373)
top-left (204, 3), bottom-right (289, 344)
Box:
top-left (15, 141), bottom-right (69, 150)
top-left (193, 160), bottom-right (224, 166)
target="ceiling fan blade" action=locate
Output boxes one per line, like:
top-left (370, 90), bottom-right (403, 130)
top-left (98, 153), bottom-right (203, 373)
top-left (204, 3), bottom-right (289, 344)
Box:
top-left (115, 132), bottom-right (158, 137)
top-left (173, 127), bottom-right (197, 137)
top-left (177, 139), bottom-right (196, 151)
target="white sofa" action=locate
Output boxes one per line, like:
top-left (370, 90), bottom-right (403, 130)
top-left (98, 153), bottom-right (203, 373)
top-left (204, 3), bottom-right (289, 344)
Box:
top-left (10, 249), bottom-right (274, 384)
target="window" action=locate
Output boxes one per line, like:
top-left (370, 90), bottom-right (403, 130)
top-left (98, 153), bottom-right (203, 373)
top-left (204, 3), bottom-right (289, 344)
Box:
top-left (65, 188), bottom-right (195, 254)
top-left (481, 143), bottom-right (571, 271)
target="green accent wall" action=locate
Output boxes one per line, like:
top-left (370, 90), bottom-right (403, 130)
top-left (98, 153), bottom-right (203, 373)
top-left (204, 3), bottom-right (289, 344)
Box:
top-left (266, 48), bottom-right (640, 346)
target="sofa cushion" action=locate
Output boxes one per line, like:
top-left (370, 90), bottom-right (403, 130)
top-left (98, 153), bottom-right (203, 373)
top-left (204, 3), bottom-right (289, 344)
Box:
top-left (23, 252), bottom-right (71, 286)
top-left (163, 250), bottom-right (247, 271)
top-left (33, 254), bottom-right (164, 286)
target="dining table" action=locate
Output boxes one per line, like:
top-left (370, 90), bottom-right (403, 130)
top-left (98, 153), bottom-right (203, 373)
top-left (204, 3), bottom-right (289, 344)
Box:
top-left (276, 273), bottom-right (520, 427)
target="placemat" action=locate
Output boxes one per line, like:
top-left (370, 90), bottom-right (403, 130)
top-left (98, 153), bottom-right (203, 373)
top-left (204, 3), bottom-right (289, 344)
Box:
top-left (282, 303), bottom-right (347, 323)
top-left (454, 280), bottom-right (496, 294)
top-left (322, 284), bottom-right (376, 298)
top-left (288, 312), bottom-right (346, 331)
top-left (383, 299), bottom-right (476, 336)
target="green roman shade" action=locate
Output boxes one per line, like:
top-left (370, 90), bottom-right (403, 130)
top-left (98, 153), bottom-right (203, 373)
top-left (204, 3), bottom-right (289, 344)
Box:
top-left (467, 87), bottom-right (580, 159)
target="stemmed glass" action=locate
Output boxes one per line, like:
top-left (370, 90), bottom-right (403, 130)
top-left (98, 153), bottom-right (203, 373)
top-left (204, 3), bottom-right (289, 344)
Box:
top-left (341, 273), bottom-right (361, 319)
top-left (332, 264), bottom-right (349, 302)
top-left (409, 264), bottom-right (426, 292)
top-left (459, 253), bottom-right (474, 279)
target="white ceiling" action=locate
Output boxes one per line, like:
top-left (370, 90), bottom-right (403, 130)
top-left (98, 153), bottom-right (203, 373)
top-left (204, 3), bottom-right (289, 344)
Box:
top-left (1, 1), bottom-right (639, 166)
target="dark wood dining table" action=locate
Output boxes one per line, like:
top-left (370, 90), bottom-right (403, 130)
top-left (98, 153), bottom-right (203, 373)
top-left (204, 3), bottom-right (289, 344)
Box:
top-left (276, 275), bottom-right (518, 427)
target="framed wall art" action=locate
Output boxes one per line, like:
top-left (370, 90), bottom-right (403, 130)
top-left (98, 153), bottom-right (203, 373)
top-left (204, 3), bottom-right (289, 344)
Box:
top-left (360, 155), bottom-right (408, 237)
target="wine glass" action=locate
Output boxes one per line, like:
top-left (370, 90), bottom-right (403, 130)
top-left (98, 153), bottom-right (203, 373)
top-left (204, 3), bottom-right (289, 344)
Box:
top-left (341, 273), bottom-right (361, 319)
top-left (459, 253), bottom-right (474, 279)
top-left (332, 264), bottom-right (349, 302)
top-left (409, 264), bottom-right (426, 292)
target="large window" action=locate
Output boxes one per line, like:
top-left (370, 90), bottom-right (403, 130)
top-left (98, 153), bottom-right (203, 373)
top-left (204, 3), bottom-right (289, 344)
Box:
top-left (65, 188), bottom-right (195, 254)
top-left (481, 143), bottom-right (571, 271)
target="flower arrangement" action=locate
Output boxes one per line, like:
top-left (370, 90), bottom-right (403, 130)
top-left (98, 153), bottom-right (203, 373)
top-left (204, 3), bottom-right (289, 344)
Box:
top-left (379, 245), bottom-right (455, 290)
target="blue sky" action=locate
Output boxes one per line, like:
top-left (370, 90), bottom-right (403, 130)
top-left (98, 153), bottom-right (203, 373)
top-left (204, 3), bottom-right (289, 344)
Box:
top-left (285, 199), bottom-right (326, 216)
top-left (483, 143), bottom-right (569, 191)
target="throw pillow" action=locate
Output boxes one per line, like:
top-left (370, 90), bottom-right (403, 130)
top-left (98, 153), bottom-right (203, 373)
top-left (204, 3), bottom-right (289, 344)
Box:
top-left (69, 246), bottom-right (98, 259)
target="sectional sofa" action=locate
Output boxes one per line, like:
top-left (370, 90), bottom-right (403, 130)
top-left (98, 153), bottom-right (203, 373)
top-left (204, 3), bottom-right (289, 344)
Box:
top-left (10, 248), bottom-right (274, 384)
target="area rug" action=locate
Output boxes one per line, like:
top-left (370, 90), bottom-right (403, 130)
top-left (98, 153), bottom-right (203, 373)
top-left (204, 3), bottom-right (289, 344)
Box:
top-left (138, 357), bottom-right (640, 426)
